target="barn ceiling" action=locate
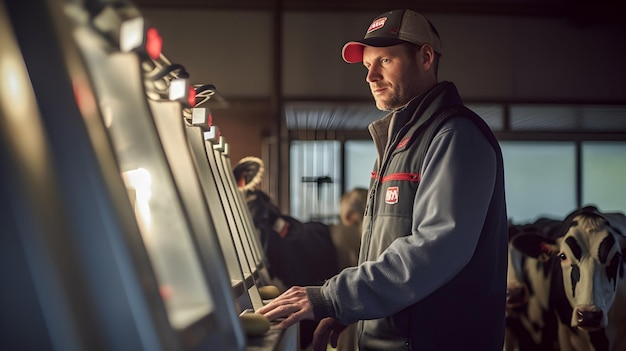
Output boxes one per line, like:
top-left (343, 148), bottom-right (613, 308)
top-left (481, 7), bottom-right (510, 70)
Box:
top-left (133, 0), bottom-right (621, 23)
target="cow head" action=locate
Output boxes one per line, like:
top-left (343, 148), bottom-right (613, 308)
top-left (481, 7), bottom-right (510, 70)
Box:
top-left (513, 211), bottom-right (626, 331)
top-left (506, 221), bottom-right (562, 348)
top-left (556, 213), bottom-right (625, 331)
top-left (506, 220), bottom-right (561, 309)
top-left (244, 189), bottom-right (281, 230)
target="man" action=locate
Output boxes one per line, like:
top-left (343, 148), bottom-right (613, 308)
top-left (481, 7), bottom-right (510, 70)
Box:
top-left (258, 9), bottom-right (508, 351)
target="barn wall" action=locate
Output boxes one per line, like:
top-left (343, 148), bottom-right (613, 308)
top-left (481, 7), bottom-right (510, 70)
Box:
top-left (141, 8), bottom-right (626, 156)
top-left (144, 9), bottom-right (626, 101)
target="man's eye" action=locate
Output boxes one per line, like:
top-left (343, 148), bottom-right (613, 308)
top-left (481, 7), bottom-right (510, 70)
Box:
top-left (381, 58), bottom-right (390, 64)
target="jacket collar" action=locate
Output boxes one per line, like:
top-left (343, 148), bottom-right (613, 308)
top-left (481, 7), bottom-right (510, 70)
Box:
top-left (368, 81), bottom-right (463, 160)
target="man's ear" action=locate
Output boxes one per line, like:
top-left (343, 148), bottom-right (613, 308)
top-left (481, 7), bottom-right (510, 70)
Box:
top-left (421, 44), bottom-right (435, 69)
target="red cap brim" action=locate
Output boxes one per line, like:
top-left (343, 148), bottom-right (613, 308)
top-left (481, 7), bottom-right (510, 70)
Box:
top-left (342, 42), bottom-right (366, 63)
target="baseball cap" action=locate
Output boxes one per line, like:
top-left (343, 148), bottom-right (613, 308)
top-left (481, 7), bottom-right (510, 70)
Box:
top-left (342, 9), bottom-right (442, 63)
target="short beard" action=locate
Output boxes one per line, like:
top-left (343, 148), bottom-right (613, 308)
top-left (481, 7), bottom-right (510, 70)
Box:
top-left (375, 94), bottom-right (402, 111)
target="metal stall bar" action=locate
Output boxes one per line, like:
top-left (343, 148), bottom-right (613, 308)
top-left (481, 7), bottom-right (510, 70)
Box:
top-left (204, 127), bottom-right (265, 309)
top-left (215, 139), bottom-right (273, 285)
top-left (185, 109), bottom-right (252, 311)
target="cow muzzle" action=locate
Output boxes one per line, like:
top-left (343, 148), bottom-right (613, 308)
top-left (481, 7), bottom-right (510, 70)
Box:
top-left (573, 307), bottom-right (605, 331)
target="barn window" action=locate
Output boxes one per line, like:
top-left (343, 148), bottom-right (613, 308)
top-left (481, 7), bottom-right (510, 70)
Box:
top-left (582, 142), bottom-right (626, 212)
top-left (289, 140), bottom-right (341, 223)
top-left (501, 141), bottom-right (577, 224)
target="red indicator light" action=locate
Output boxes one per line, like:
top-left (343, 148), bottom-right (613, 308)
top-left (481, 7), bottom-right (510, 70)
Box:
top-left (72, 79), bottom-right (97, 116)
top-left (187, 86), bottom-right (196, 107)
top-left (159, 285), bottom-right (173, 300)
top-left (145, 28), bottom-right (162, 60)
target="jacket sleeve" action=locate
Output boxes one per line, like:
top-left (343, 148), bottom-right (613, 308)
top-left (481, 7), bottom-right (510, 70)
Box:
top-left (313, 117), bottom-right (498, 324)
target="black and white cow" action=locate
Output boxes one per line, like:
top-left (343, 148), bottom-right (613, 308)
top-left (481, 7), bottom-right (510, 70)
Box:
top-left (512, 207), bottom-right (626, 351)
top-left (505, 219), bottom-right (561, 351)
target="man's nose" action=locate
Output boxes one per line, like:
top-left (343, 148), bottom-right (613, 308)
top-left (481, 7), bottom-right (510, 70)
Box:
top-left (366, 68), bottom-right (381, 83)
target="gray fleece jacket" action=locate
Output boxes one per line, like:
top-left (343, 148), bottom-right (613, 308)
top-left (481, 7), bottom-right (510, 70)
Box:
top-left (307, 81), bottom-right (508, 350)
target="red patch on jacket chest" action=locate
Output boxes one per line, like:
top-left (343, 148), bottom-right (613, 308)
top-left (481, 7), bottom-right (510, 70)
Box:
top-left (385, 187), bottom-right (399, 204)
top-left (396, 137), bottom-right (409, 149)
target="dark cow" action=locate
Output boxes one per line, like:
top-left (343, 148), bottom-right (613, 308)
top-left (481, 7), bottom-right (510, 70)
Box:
top-left (243, 188), bottom-right (339, 287)
top-left (512, 207), bottom-right (626, 351)
top-left (233, 157), bottom-right (340, 350)
top-left (232, 157), bottom-right (339, 287)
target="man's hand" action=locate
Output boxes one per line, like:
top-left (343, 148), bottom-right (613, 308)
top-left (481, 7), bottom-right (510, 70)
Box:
top-left (312, 317), bottom-right (347, 351)
top-left (256, 286), bottom-right (314, 329)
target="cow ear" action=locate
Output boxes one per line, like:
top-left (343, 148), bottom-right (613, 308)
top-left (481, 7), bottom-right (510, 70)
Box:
top-left (602, 212), bottom-right (626, 238)
top-left (511, 232), bottom-right (558, 261)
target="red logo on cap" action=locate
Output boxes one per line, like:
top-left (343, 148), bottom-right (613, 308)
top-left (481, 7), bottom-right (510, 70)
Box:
top-left (367, 17), bottom-right (387, 33)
